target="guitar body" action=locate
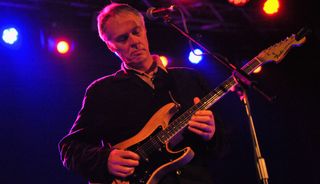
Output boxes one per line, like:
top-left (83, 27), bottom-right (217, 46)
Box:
top-left (113, 103), bottom-right (195, 184)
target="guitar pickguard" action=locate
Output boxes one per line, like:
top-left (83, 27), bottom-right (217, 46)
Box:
top-left (124, 126), bottom-right (185, 184)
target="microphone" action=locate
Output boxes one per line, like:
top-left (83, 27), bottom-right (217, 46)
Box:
top-left (146, 5), bottom-right (176, 20)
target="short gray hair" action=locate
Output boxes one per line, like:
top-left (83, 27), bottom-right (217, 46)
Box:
top-left (97, 3), bottom-right (145, 42)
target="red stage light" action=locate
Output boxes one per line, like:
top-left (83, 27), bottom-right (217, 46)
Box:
top-left (228, 0), bottom-right (250, 6)
top-left (263, 0), bottom-right (280, 15)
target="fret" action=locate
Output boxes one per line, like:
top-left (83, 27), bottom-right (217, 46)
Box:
top-left (242, 58), bottom-right (261, 74)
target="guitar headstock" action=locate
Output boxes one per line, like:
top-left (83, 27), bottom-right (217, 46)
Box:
top-left (257, 34), bottom-right (306, 64)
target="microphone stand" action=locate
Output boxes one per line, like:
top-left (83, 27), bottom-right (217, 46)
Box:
top-left (162, 16), bottom-right (274, 101)
top-left (233, 80), bottom-right (269, 184)
top-left (161, 16), bottom-right (270, 183)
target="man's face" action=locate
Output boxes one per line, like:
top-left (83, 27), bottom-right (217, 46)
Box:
top-left (104, 12), bottom-right (151, 68)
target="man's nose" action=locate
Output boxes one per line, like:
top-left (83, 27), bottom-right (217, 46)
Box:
top-left (129, 35), bottom-right (140, 48)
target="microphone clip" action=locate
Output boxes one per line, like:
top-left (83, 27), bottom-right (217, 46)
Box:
top-left (232, 69), bottom-right (276, 102)
top-left (146, 5), bottom-right (176, 20)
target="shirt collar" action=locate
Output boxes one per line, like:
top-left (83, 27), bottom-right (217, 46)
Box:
top-left (121, 54), bottom-right (167, 76)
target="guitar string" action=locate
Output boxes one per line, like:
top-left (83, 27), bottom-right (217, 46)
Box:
top-left (136, 72), bottom-right (247, 156)
top-left (135, 58), bottom-right (261, 156)
top-left (135, 88), bottom-right (228, 156)
top-left (136, 78), bottom-right (236, 155)
top-left (136, 95), bottom-right (220, 156)
top-left (137, 40), bottom-right (296, 160)
top-left (161, 78), bottom-right (237, 139)
top-left (154, 52), bottom-right (283, 147)
top-left (125, 38), bottom-right (294, 181)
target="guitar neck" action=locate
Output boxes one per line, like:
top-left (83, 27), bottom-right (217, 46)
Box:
top-left (157, 57), bottom-right (263, 143)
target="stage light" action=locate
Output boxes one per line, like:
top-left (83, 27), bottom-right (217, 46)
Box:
top-left (188, 49), bottom-right (203, 64)
top-left (48, 36), bottom-right (73, 56)
top-left (2, 27), bottom-right (18, 45)
top-left (56, 40), bottom-right (70, 54)
top-left (228, 0), bottom-right (250, 6)
top-left (263, 0), bottom-right (280, 15)
top-left (159, 55), bottom-right (169, 67)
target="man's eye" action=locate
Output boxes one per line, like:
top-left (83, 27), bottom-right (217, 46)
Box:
top-left (117, 35), bottom-right (128, 42)
top-left (133, 29), bottom-right (141, 35)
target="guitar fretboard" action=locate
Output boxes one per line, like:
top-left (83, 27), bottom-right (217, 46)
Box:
top-left (157, 57), bottom-right (263, 143)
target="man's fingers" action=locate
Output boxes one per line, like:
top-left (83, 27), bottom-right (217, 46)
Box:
top-left (119, 159), bottom-right (139, 167)
top-left (108, 149), bottom-right (140, 178)
top-left (194, 110), bottom-right (213, 117)
top-left (188, 126), bottom-right (212, 140)
top-left (110, 149), bottom-right (140, 166)
top-left (114, 165), bottom-right (135, 174)
top-left (119, 150), bottom-right (140, 160)
top-left (191, 116), bottom-right (212, 125)
top-left (188, 121), bottom-right (212, 133)
top-left (113, 167), bottom-right (135, 178)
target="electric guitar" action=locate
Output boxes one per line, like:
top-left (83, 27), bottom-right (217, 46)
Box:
top-left (112, 29), bottom-right (308, 184)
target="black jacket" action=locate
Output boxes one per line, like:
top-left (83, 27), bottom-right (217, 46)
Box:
top-left (59, 67), bottom-right (223, 183)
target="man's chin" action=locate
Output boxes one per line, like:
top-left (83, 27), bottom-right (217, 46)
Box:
top-left (129, 55), bottom-right (148, 63)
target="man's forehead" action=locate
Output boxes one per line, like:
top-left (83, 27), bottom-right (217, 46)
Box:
top-left (105, 12), bottom-right (144, 39)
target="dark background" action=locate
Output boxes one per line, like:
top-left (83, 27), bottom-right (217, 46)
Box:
top-left (0, 0), bottom-right (319, 183)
